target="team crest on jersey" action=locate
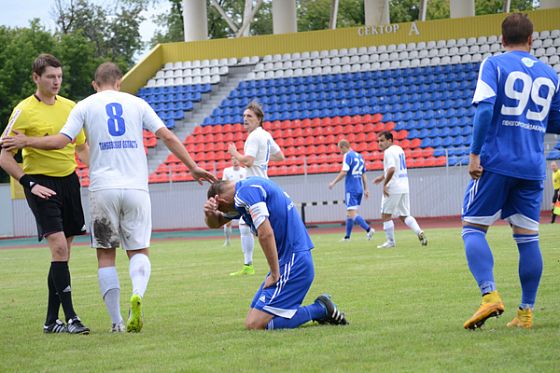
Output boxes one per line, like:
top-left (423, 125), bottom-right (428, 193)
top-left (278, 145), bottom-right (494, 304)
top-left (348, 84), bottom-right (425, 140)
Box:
top-left (521, 57), bottom-right (536, 68)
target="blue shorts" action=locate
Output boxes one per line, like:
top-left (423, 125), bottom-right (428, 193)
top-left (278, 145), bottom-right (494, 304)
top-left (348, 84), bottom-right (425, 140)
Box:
top-left (345, 192), bottom-right (363, 210)
top-left (250, 250), bottom-right (314, 319)
top-left (462, 170), bottom-right (544, 231)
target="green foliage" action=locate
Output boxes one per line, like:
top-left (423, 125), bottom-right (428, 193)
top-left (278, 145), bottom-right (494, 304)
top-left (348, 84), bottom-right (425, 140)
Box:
top-left (0, 225), bottom-right (559, 371)
top-left (53, 0), bottom-right (146, 69)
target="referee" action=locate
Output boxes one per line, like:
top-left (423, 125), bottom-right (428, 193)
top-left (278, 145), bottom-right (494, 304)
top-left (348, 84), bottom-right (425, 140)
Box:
top-left (0, 54), bottom-right (89, 334)
top-left (552, 161), bottom-right (560, 223)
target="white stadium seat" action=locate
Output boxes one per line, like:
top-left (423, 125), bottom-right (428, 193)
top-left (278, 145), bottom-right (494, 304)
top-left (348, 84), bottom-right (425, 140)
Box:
top-left (539, 30), bottom-right (550, 39)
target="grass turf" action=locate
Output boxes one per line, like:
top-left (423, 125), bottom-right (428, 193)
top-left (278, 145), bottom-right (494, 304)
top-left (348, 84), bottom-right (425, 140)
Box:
top-left (0, 224), bottom-right (559, 372)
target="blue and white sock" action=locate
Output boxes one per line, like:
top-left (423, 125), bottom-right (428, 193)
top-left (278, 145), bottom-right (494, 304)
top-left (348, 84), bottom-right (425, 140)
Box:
top-left (266, 303), bottom-right (325, 330)
top-left (514, 234), bottom-right (542, 309)
top-left (462, 226), bottom-right (495, 295)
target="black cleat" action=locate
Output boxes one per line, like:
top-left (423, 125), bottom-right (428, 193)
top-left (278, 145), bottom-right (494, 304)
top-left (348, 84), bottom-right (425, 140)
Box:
top-left (43, 319), bottom-right (67, 334)
top-left (315, 294), bottom-right (349, 325)
top-left (67, 316), bottom-right (90, 334)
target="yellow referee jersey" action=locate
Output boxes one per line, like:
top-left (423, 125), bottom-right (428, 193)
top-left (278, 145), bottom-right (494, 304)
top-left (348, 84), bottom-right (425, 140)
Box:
top-left (2, 95), bottom-right (85, 177)
top-left (553, 169), bottom-right (560, 190)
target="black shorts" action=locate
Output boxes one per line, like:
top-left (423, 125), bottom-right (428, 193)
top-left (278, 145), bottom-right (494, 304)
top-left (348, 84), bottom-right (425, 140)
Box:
top-left (24, 172), bottom-right (86, 241)
top-left (553, 189), bottom-right (559, 204)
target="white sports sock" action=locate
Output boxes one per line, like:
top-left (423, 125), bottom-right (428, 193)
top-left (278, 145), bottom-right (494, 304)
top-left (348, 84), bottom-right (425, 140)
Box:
top-left (224, 225), bottom-right (232, 243)
top-left (239, 223), bottom-right (254, 265)
top-left (383, 220), bottom-right (395, 243)
top-left (98, 267), bottom-right (123, 324)
top-left (404, 216), bottom-right (422, 235)
top-left (129, 253), bottom-right (151, 298)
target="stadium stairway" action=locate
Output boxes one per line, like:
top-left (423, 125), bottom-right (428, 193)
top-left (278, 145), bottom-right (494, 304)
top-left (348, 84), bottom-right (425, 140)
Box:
top-left (145, 64), bottom-right (257, 175)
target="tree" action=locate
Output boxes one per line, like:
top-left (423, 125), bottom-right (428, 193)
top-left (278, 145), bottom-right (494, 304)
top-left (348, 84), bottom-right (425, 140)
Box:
top-left (0, 20), bottom-right (57, 182)
top-left (53, 0), bottom-right (146, 69)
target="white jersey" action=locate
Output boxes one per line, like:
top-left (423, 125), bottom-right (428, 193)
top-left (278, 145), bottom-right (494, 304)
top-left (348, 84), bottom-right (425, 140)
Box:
top-left (383, 144), bottom-right (409, 194)
top-left (244, 126), bottom-right (281, 178)
top-left (61, 90), bottom-right (165, 192)
top-left (222, 166), bottom-right (247, 182)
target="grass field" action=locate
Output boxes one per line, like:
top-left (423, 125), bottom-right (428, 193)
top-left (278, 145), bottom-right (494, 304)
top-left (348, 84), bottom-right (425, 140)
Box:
top-left (1, 224), bottom-right (559, 372)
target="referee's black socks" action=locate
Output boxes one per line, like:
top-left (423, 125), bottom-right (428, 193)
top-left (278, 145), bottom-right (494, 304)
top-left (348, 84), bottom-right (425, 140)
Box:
top-left (50, 261), bottom-right (77, 322)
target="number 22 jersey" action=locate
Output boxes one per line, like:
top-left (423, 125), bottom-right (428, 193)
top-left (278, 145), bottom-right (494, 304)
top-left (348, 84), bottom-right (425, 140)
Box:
top-left (472, 50), bottom-right (560, 181)
top-left (61, 90), bottom-right (165, 191)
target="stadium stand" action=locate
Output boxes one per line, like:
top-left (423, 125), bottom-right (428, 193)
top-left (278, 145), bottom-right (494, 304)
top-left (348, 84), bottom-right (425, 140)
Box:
top-left (77, 20), bottom-right (560, 186)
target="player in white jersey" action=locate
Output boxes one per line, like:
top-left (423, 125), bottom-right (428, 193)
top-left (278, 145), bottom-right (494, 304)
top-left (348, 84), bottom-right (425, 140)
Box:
top-left (221, 157), bottom-right (247, 246)
top-left (3, 62), bottom-right (216, 333)
top-left (227, 102), bottom-right (284, 276)
top-left (373, 131), bottom-right (427, 248)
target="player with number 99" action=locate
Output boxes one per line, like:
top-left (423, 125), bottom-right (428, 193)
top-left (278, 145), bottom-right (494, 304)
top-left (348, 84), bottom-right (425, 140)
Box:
top-left (462, 13), bottom-right (560, 331)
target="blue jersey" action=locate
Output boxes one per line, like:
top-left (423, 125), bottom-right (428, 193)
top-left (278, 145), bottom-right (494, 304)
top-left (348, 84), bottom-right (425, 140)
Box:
top-left (342, 150), bottom-right (366, 194)
top-left (232, 177), bottom-right (314, 264)
top-left (473, 50), bottom-right (560, 180)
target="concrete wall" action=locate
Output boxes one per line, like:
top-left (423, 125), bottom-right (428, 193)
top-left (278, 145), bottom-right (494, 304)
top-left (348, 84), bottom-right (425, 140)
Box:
top-left (5, 165), bottom-right (555, 237)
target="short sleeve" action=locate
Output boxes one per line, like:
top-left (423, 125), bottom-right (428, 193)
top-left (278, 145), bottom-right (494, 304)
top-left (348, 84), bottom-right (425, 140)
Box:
top-left (60, 104), bottom-right (85, 141)
top-left (1, 107), bottom-right (26, 139)
top-left (141, 100), bottom-right (166, 133)
top-left (244, 133), bottom-right (259, 158)
top-left (472, 57), bottom-right (498, 106)
top-left (385, 148), bottom-right (397, 169)
top-left (269, 137), bottom-right (281, 155)
top-left (341, 153), bottom-right (350, 171)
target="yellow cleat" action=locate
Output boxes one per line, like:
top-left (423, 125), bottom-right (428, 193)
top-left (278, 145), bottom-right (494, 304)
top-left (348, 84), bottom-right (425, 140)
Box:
top-left (463, 291), bottom-right (504, 330)
top-left (229, 264), bottom-right (255, 276)
top-left (507, 308), bottom-right (533, 329)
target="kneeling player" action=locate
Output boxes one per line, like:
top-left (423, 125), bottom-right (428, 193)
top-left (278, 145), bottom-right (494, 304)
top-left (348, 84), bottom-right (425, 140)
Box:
top-left (204, 177), bottom-right (348, 330)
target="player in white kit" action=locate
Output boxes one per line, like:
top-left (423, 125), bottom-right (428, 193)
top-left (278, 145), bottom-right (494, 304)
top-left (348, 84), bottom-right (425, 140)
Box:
top-left (227, 102), bottom-right (284, 276)
top-left (221, 157), bottom-right (247, 246)
top-left (4, 62), bottom-right (216, 332)
top-left (373, 131), bottom-right (427, 248)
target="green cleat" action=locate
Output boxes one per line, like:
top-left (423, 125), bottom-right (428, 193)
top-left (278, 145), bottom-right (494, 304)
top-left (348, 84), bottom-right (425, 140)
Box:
top-left (229, 264), bottom-right (255, 276)
top-left (127, 294), bottom-right (144, 333)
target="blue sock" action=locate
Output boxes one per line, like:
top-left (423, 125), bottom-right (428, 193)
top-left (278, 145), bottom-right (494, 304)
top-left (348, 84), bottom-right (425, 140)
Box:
top-left (345, 218), bottom-right (353, 238)
top-left (266, 303), bottom-right (325, 330)
top-left (462, 226), bottom-right (495, 295)
top-left (514, 234), bottom-right (542, 309)
top-left (354, 215), bottom-right (370, 232)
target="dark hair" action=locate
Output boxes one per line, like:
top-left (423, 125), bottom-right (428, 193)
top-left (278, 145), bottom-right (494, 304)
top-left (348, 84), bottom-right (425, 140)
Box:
top-left (502, 13), bottom-right (533, 46)
top-left (378, 131), bottom-right (393, 141)
top-left (245, 101), bottom-right (264, 126)
top-left (207, 180), bottom-right (229, 199)
top-left (95, 62), bottom-right (123, 86)
top-left (32, 54), bottom-right (61, 76)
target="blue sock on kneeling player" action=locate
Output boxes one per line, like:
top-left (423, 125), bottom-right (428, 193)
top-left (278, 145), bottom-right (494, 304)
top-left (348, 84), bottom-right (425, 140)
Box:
top-left (462, 226), bottom-right (496, 294)
top-left (345, 218), bottom-right (353, 238)
top-left (266, 303), bottom-right (325, 330)
top-left (354, 215), bottom-right (370, 231)
top-left (514, 234), bottom-right (542, 309)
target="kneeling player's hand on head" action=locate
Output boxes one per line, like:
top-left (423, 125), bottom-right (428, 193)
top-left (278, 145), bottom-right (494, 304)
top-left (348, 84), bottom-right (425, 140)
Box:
top-left (204, 196), bottom-right (219, 216)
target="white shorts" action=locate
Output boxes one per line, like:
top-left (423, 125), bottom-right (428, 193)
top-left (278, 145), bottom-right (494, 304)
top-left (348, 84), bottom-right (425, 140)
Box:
top-left (381, 193), bottom-right (410, 217)
top-left (89, 189), bottom-right (151, 250)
